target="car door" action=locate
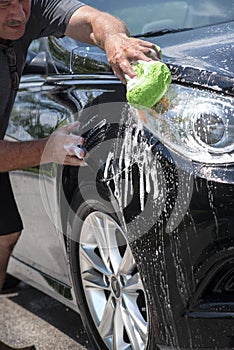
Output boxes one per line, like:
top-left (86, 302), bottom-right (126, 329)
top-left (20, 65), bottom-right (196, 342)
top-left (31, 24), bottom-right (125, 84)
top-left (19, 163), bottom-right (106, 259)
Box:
top-left (7, 40), bottom-right (71, 284)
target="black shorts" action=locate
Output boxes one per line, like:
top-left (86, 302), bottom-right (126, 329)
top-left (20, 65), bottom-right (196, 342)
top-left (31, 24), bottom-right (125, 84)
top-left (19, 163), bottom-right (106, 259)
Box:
top-left (0, 172), bottom-right (23, 235)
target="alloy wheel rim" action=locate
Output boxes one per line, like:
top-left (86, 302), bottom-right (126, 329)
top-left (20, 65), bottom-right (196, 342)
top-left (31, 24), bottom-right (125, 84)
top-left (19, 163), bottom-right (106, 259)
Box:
top-left (79, 211), bottom-right (149, 350)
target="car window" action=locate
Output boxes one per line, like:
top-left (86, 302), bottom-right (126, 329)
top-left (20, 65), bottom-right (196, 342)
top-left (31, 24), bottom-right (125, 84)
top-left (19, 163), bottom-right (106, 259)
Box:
top-left (83, 0), bottom-right (234, 35)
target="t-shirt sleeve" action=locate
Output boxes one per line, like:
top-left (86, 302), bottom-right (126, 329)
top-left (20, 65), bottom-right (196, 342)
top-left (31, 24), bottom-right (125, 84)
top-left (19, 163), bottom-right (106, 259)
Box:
top-left (27, 0), bottom-right (85, 40)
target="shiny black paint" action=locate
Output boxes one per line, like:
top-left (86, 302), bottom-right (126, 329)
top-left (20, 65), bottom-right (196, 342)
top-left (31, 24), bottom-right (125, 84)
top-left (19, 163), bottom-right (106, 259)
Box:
top-left (136, 21), bottom-right (234, 96)
top-left (64, 90), bottom-right (234, 348)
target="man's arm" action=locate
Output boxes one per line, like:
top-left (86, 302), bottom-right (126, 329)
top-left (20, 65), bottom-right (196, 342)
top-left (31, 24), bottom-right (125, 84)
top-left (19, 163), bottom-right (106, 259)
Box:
top-left (65, 5), bottom-right (160, 84)
top-left (0, 122), bottom-right (86, 172)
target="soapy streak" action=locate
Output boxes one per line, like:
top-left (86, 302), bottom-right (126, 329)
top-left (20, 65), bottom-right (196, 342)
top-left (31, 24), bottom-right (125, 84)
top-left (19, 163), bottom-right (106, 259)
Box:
top-left (104, 110), bottom-right (159, 213)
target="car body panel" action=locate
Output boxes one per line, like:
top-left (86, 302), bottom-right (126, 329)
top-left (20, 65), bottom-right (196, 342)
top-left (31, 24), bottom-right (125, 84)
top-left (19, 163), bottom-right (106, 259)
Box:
top-left (155, 22), bottom-right (234, 96)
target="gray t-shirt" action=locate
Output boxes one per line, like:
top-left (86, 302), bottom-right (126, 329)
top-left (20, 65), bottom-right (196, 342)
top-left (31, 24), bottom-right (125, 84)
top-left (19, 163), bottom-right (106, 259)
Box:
top-left (0, 0), bottom-right (84, 139)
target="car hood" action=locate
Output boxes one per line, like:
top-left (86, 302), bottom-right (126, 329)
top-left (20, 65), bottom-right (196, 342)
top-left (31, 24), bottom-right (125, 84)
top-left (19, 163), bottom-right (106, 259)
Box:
top-left (148, 21), bottom-right (234, 96)
top-left (51, 22), bottom-right (233, 96)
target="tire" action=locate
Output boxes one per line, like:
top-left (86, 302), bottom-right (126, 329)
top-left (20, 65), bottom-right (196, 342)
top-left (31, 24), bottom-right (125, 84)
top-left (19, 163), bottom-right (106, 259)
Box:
top-left (68, 182), bottom-right (155, 350)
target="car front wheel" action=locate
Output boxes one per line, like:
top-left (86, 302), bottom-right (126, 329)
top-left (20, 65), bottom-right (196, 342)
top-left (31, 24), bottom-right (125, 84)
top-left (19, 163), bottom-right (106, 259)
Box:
top-left (68, 183), bottom-right (155, 350)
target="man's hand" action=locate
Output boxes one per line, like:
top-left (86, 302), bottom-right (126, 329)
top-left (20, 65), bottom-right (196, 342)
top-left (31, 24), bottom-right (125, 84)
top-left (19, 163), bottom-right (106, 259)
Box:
top-left (65, 6), bottom-right (160, 84)
top-left (103, 33), bottom-right (160, 84)
top-left (42, 121), bottom-right (86, 166)
top-left (0, 122), bottom-right (86, 172)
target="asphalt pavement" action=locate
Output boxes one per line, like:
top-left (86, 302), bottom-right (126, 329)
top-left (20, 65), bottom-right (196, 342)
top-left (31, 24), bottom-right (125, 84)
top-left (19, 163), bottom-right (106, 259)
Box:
top-left (0, 282), bottom-right (93, 350)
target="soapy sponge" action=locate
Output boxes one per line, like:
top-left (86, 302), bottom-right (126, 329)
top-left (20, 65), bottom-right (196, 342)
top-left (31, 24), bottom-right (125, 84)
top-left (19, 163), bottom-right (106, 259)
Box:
top-left (126, 59), bottom-right (171, 109)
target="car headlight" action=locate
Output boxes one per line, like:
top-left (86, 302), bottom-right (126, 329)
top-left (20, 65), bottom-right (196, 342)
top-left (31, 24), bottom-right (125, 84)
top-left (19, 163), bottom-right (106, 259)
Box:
top-left (137, 84), bottom-right (234, 164)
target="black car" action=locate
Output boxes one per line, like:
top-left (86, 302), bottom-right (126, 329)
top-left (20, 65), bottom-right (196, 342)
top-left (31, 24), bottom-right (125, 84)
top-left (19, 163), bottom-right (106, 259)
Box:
top-left (6, 0), bottom-right (234, 349)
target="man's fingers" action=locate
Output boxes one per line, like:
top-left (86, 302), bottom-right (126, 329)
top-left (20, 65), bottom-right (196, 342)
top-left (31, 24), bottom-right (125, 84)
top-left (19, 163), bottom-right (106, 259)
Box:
top-left (113, 63), bottom-right (137, 84)
top-left (60, 121), bottom-right (81, 135)
top-left (64, 155), bottom-right (87, 166)
top-left (107, 37), bottom-right (161, 82)
top-left (68, 134), bottom-right (85, 145)
top-left (65, 121), bottom-right (81, 132)
top-left (63, 143), bottom-right (86, 159)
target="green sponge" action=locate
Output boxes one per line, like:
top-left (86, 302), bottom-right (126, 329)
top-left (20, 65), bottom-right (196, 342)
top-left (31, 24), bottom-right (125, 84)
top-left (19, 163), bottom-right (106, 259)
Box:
top-left (126, 59), bottom-right (171, 109)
